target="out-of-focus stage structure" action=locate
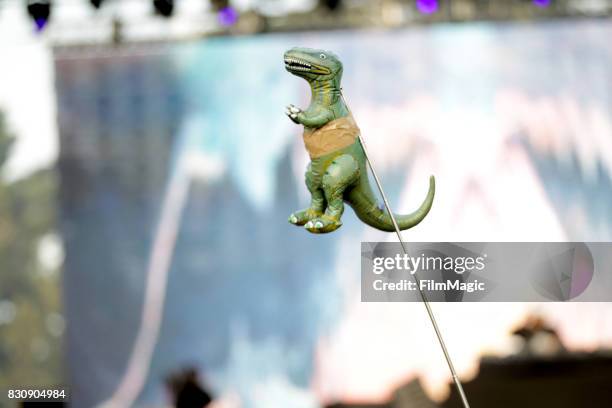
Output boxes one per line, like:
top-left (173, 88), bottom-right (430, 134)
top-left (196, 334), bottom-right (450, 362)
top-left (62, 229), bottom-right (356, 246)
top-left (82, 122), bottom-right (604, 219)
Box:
top-left (55, 19), bottom-right (612, 408)
top-left (329, 318), bottom-right (612, 407)
top-left (16, 0), bottom-right (612, 45)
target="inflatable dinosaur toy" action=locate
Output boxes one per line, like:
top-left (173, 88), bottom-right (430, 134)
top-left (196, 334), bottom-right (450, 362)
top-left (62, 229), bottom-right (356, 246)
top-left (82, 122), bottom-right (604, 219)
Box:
top-left (285, 47), bottom-right (435, 234)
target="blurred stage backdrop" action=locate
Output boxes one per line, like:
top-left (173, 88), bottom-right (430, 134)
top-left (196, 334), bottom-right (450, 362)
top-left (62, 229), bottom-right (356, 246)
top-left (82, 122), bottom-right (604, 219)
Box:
top-left (54, 20), bottom-right (612, 407)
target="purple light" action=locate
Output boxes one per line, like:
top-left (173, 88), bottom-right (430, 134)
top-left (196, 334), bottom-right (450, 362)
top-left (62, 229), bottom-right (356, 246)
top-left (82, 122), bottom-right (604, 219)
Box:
top-left (217, 7), bottom-right (238, 27)
top-left (416, 0), bottom-right (439, 14)
top-left (533, 0), bottom-right (551, 7)
top-left (34, 17), bottom-right (48, 31)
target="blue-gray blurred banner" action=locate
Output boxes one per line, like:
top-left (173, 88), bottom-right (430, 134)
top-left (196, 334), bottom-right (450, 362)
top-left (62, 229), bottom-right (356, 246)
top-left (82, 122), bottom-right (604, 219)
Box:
top-left (54, 18), bottom-right (612, 407)
top-left (362, 242), bottom-right (612, 302)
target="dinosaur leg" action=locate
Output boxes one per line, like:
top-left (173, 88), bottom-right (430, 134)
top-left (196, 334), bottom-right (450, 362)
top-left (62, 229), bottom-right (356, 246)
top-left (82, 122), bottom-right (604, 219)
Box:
top-left (306, 154), bottom-right (359, 234)
top-left (289, 163), bottom-right (325, 226)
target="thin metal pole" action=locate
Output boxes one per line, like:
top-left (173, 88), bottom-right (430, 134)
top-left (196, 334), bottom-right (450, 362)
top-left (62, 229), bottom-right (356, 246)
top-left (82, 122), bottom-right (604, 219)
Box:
top-left (341, 92), bottom-right (471, 408)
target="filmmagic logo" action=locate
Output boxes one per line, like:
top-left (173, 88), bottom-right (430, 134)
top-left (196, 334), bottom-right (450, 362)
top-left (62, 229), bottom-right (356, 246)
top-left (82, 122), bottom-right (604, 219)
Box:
top-left (371, 278), bottom-right (486, 293)
top-left (363, 243), bottom-right (492, 302)
top-left (370, 252), bottom-right (487, 294)
top-left (361, 242), bottom-right (605, 302)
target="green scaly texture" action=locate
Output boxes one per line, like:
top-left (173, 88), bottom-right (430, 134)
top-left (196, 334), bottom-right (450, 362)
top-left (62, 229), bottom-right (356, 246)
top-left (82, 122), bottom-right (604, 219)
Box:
top-left (284, 47), bottom-right (435, 233)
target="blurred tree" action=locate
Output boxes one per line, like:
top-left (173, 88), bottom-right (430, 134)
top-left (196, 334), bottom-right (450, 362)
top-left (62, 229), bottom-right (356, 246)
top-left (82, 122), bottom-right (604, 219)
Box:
top-left (0, 110), bottom-right (64, 393)
top-left (0, 111), bottom-right (14, 168)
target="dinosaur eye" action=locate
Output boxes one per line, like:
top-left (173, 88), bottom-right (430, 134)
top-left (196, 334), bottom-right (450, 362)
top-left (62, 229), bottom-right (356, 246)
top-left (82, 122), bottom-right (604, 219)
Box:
top-left (319, 53), bottom-right (326, 59)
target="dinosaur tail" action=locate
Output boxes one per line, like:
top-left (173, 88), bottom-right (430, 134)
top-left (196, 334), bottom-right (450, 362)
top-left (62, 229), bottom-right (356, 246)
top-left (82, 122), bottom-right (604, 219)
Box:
top-left (348, 175), bottom-right (435, 232)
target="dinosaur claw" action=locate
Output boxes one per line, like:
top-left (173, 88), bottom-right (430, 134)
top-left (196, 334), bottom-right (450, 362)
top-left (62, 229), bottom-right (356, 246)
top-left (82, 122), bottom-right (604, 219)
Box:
top-left (285, 105), bottom-right (301, 123)
top-left (304, 216), bottom-right (342, 233)
top-left (287, 104), bottom-right (301, 114)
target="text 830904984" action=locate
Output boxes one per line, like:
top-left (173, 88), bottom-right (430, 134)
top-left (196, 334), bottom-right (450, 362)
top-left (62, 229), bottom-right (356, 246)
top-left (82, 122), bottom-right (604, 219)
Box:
top-left (7, 388), bottom-right (68, 402)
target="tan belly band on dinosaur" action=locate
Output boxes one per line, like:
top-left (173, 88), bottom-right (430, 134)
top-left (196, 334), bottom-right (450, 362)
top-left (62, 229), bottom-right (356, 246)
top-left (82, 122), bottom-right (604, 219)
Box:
top-left (302, 114), bottom-right (360, 159)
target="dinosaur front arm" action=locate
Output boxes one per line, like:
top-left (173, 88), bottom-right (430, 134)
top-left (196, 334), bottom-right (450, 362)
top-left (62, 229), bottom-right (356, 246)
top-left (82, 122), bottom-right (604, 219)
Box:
top-left (298, 110), bottom-right (334, 128)
top-left (286, 104), bottom-right (334, 128)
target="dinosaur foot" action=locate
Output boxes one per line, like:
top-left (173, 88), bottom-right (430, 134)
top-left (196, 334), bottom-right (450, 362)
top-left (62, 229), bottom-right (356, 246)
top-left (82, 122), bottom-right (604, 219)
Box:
top-left (288, 209), bottom-right (322, 226)
top-left (304, 215), bottom-right (342, 234)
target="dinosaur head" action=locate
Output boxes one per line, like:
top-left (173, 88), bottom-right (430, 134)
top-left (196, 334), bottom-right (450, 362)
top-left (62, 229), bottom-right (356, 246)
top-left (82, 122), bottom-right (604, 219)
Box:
top-left (284, 47), bottom-right (343, 82)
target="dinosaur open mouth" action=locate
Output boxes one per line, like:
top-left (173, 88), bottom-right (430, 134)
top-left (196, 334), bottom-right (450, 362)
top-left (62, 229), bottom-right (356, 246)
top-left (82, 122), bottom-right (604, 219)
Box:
top-left (284, 57), bottom-right (313, 72)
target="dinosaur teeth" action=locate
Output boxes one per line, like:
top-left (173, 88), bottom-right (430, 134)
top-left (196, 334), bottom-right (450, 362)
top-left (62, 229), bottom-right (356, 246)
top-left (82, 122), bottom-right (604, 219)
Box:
top-left (284, 56), bottom-right (312, 71)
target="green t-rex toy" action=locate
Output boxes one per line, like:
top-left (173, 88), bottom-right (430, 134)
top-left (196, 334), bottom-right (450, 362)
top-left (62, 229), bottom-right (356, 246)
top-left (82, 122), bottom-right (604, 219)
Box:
top-left (284, 47), bottom-right (435, 234)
